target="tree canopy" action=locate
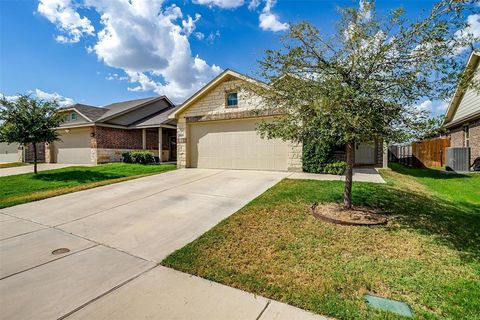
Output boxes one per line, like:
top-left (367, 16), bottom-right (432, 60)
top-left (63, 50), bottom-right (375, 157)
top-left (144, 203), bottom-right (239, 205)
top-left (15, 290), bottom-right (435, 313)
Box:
top-left (252, 0), bottom-right (479, 208)
top-left (0, 94), bottom-right (62, 173)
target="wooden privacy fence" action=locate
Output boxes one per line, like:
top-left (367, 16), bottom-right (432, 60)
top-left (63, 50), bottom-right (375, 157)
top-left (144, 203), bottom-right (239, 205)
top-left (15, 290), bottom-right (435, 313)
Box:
top-left (388, 137), bottom-right (450, 168)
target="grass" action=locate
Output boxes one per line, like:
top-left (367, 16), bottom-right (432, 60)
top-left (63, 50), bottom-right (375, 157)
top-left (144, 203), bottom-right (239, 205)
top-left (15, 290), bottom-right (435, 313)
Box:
top-left (163, 163), bottom-right (480, 320)
top-left (0, 163), bottom-right (176, 208)
top-left (0, 162), bottom-right (29, 169)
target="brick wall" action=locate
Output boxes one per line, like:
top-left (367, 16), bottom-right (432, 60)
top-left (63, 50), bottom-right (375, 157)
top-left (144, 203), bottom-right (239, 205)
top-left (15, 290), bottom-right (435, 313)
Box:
top-left (94, 126), bottom-right (143, 149)
top-left (448, 119), bottom-right (480, 165)
top-left (24, 143), bottom-right (45, 162)
top-left (146, 128), bottom-right (159, 150)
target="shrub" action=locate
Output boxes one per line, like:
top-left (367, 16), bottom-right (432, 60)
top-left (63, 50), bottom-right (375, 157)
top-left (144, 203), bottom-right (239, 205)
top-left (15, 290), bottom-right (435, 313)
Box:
top-left (122, 151), bottom-right (133, 163)
top-left (302, 140), bottom-right (335, 173)
top-left (122, 151), bottom-right (155, 164)
top-left (323, 161), bottom-right (347, 175)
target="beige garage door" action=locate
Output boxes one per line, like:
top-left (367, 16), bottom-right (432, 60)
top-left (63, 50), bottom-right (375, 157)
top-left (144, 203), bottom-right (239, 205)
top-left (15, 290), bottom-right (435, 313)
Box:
top-left (54, 128), bottom-right (92, 164)
top-left (0, 143), bottom-right (19, 162)
top-left (189, 119), bottom-right (288, 171)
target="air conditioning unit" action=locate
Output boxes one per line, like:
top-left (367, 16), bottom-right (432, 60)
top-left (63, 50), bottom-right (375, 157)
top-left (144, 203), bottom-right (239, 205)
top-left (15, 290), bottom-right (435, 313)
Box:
top-left (446, 147), bottom-right (470, 172)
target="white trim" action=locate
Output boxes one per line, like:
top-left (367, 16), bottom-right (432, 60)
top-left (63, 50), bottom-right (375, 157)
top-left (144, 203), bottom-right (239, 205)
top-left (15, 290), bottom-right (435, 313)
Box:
top-left (58, 107), bottom-right (93, 122)
top-left (55, 123), bottom-right (94, 129)
top-left (443, 51), bottom-right (480, 126)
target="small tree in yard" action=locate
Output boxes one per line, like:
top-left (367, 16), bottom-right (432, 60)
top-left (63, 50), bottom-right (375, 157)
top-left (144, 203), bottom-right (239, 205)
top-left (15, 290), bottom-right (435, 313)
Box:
top-left (254, 0), bottom-right (479, 209)
top-left (0, 95), bottom-right (62, 174)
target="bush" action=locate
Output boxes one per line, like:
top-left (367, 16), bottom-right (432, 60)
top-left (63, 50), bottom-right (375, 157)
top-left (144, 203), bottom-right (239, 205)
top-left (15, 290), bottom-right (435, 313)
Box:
top-left (323, 161), bottom-right (347, 175)
top-left (302, 140), bottom-right (335, 173)
top-left (122, 151), bottom-right (156, 164)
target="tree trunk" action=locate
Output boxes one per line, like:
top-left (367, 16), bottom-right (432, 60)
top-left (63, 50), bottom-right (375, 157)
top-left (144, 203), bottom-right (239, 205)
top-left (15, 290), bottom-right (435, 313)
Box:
top-left (343, 141), bottom-right (354, 209)
top-left (33, 143), bottom-right (38, 174)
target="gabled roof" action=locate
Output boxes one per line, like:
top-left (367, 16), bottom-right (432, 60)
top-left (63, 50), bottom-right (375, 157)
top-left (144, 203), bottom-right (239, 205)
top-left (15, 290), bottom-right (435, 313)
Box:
top-left (169, 69), bottom-right (267, 119)
top-left (98, 96), bottom-right (174, 122)
top-left (59, 103), bottom-right (108, 122)
top-left (59, 96), bottom-right (176, 128)
top-left (443, 51), bottom-right (480, 127)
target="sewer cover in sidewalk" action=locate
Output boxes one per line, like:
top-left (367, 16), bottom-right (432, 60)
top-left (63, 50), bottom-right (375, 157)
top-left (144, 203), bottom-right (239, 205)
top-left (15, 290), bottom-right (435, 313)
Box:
top-left (364, 294), bottom-right (413, 317)
top-left (51, 248), bottom-right (70, 255)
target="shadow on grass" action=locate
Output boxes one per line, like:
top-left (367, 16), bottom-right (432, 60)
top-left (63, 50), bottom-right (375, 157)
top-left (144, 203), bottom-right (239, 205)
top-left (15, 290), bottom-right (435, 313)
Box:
top-left (389, 163), bottom-right (471, 179)
top-left (354, 183), bottom-right (480, 261)
top-left (34, 170), bottom-right (125, 183)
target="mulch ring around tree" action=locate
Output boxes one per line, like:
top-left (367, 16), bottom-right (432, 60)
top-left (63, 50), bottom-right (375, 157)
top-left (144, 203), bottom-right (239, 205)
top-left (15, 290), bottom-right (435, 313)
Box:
top-left (310, 202), bottom-right (388, 226)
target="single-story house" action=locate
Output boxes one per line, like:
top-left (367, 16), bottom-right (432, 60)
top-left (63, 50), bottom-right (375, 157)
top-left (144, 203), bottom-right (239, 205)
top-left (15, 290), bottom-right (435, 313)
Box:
top-left (169, 69), bottom-right (385, 172)
top-left (0, 142), bottom-right (21, 163)
top-left (0, 142), bottom-right (47, 163)
top-left (47, 96), bottom-right (177, 164)
top-left (443, 51), bottom-right (480, 166)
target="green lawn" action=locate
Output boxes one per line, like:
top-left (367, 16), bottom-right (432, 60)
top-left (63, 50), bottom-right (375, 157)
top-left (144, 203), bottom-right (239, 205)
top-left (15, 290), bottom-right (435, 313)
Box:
top-left (0, 163), bottom-right (176, 208)
top-left (163, 163), bottom-right (480, 320)
top-left (0, 162), bottom-right (29, 169)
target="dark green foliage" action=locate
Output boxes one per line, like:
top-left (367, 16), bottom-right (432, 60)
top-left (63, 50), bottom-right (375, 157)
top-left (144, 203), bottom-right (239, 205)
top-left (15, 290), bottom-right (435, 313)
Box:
top-left (302, 140), bottom-right (335, 173)
top-left (0, 94), bottom-right (62, 173)
top-left (323, 161), bottom-right (347, 175)
top-left (302, 139), bottom-right (346, 175)
top-left (122, 151), bottom-right (155, 164)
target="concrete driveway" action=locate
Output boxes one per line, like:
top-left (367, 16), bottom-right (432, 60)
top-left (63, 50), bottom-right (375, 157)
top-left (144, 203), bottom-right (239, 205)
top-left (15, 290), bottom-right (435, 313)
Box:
top-left (0, 169), bottom-right (326, 319)
top-left (0, 163), bottom-right (90, 177)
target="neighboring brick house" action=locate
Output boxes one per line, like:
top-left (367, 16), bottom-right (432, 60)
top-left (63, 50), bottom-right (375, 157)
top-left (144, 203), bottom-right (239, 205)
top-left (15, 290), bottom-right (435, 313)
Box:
top-left (46, 96), bottom-right (177, 164)
top-left (443, 51), bottom-right (480, 167)
top-left (169, 69), bottom-right (385, 172)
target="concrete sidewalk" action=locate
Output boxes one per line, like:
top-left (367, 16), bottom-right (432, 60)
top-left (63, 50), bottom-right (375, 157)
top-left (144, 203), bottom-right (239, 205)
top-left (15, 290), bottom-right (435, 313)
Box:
top-left (66, 265), bottom-right (327, 320)
top-left (0, 163), bottom-right (91, 177)
top-left (0, 169), bottom-right (328, 319)
top-left (289, 167), bottom-right (386, 183)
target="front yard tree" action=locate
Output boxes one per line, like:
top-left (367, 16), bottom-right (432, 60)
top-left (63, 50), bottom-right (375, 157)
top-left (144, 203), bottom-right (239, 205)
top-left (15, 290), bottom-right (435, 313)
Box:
top-left (0, 95), bottom-right (62, 174)
top-left (255, 0), bottom-right (479, 209)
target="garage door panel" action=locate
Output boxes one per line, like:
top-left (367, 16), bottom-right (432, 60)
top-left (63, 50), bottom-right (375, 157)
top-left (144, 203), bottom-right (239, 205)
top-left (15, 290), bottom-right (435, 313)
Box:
top-left (54, 128), bottom-right (92, 164)
top-left (189, 119), bottom-right (288, 171)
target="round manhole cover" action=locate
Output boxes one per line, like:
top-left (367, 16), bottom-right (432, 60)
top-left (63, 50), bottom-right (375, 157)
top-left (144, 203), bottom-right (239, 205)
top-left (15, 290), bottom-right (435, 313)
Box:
top-left (51, 248), bottom-right (70, 255)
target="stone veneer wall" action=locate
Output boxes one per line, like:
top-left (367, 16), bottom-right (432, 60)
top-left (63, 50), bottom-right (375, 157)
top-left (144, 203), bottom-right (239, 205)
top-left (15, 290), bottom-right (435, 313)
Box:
top-left (176, 78), bottom-right (302, 171)
top-left (95, 148), bottom-right (159, 164)
top-left (448, 118), bottom-right (480, 165)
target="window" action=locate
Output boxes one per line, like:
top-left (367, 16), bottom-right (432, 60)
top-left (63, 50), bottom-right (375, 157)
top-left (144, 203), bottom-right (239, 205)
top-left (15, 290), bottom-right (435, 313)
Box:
top-left (463, 125), bottom-right (470, 147)
top-left (63, 114), bottom-right (69, 122)
top-left (71, 112), bottom-right (77, 121)
top-left (226, 92), bottom-right (238, 107)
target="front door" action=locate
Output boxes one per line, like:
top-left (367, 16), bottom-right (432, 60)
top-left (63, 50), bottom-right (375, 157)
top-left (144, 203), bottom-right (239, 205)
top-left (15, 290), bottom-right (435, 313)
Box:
top-left (355, 142), bottom-right (375, 165)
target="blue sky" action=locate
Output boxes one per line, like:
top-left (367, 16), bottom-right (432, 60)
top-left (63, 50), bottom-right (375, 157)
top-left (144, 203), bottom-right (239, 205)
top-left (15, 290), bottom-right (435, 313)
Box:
top-left (0, 0), bottom-right (478, 115)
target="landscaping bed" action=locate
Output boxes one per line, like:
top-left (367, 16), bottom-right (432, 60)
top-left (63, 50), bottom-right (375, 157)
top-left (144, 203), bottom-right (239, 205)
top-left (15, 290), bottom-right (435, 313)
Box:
top-left (163, 164), bottom-right (480, 319)
top-left (0, 163), bottom-right (176, 208)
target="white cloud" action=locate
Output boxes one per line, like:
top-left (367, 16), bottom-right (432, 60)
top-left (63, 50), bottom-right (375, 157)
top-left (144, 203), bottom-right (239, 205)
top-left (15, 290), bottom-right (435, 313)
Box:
top-left (1, 90), bottom-right (75, 107)
top-left (0, 94), bottom-right (20, 102)
top-left (182, 13), bottom-right (202, 36)
top-left (259, 0), bottom-right (288, 32)
top-left (34, 89), bottom-right (75, 106)
top-left (414, 99), bottom-right (449, 116)
top-left (207, 30), bottom-right (221, 42)
top-left (38, 0), bottom-right (94, 43)
top-left (248, 0), bottom-right (260, 10)
top-left (38, 0), bottom-right (222, 103)
top-left (454, 14), bottom-right (480, 55)
top-left (192, 0), bottom-right (244, 9)
top-left (194, 32), bottom-right (205, 40)
top-left (358, 0), bottom-right (372, 21)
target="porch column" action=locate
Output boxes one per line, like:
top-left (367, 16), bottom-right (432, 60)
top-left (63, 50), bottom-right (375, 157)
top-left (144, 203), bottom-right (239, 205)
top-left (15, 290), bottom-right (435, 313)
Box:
top-left (142, 129), bottom-right (146, 150)
top-left (158, 127), bottom-right (163, 163)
